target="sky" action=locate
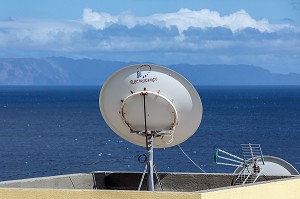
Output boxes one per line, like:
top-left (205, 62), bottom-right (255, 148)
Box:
top-left (0, 0), bottom-right (299, 74)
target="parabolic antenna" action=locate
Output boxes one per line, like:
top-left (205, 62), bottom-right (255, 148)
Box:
top-left (99, 64), bottom-right (203, 191)
top-left (99, 64), bottom-right (202, 148)
top-left (234, 156), bottom-right (299, 176)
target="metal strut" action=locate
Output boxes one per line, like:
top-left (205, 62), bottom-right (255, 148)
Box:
top-left (137, 155), bottom-right (164, 191)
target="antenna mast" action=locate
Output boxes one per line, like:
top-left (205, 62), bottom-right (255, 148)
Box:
top-left (142, 88), bottom-right (155, 191)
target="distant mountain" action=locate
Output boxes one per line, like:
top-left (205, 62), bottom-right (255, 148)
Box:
top-left (170, 64), bottom-right (300, 85)
top-left (0, 57), bottom-right (300, 85)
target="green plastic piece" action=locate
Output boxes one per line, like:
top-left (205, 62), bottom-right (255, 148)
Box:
top-left (214, 149), bottom-right (219, 162)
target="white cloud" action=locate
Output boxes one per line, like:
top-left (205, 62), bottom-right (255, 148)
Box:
top-left (81, 8), bottom-right (292, 33)
top-left (0, 18), bottom-right (83, 49)
top-left (82, 8), bottom-right (117, 29)
top-left (0, 8), bottom-right (299, 73)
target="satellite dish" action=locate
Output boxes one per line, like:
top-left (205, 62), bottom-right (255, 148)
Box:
top-left (99, 64), bottom-right (203, 191)
top-left (234, 156), bottom-right (299, 176)
top-left (99, 64), bottom-right (202, 148)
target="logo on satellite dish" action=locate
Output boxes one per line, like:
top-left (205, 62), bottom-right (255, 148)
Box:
top-left (130, 64), bottom-right (158, 85)
top-left (136, 64), bottom-right (151, 78)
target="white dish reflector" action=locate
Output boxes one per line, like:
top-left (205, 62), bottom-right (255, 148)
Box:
top-left (99, 64), bottom-right (202, 148)
top-left (234, 156), bottom-right (299, 176)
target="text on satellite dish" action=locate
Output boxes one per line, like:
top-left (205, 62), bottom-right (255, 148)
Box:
top-left (130, 77), bottom-right (158, 85)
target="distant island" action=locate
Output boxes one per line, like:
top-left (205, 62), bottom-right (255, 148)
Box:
top-left (0, 57), bottom-right (300, 85)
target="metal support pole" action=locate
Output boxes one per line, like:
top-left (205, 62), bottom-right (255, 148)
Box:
top-left (146, 133), bottom-right (154, 191)
top-left (142, 88), bottom-right (154, 191)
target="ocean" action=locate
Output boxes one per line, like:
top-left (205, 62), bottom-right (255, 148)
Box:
top-left (0, 86), bottom-right (299, 181)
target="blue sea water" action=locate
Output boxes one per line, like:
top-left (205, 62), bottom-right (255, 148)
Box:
top-left (0, 86), bottom-right (300, 181)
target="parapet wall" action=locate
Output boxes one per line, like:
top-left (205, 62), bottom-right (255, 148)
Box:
top-left (0, 171), bottom-right (292, 192)
top-left (0, 173), bottom-right (299, 199)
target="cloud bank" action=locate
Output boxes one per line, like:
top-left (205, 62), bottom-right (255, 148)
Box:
top-left (82, 8), bottom-right (291, 33)
top-left (0, 8), bottom-right (299, 73)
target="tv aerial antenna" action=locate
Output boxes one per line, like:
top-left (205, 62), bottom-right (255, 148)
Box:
top-left (99, 64), bottom-right (203, 191)
top-left (214, 143), bottom-right (299, 185)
